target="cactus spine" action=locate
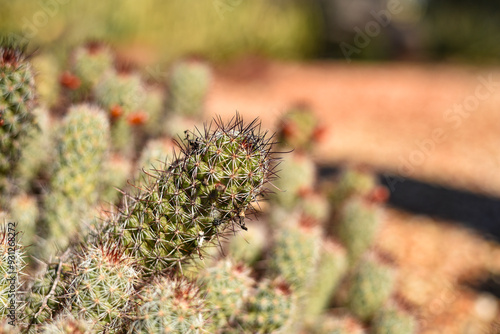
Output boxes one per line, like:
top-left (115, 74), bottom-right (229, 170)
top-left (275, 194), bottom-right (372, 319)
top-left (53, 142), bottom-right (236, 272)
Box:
top-left (0, 37), bottom-right (37, 193)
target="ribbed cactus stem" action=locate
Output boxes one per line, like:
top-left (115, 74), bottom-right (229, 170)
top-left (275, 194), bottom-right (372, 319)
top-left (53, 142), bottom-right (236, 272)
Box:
top-left (113, 114), bottom-right (278, 276)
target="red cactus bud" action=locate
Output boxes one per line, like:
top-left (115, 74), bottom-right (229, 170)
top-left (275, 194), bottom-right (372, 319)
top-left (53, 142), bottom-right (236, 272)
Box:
top-left (127, 111), bottom-right (148, 126)
top-left (110, 105), bottom-right (123, 119)
top-left (60, 71), bottom-right (81, 90)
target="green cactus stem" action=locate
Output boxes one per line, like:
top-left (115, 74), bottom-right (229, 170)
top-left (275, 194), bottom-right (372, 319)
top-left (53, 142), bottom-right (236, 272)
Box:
top-left (233, 278), bottom-right (294, 333)
top-left (128, 275), bottom-right (208, 333)
top-left (0, 37), bottom-right (37, 193)
top-left (345, 251), bottom-right (397, 321)
top-left (67, 244), bottom-right (138, 332)
top-left (43, 104), bottom-right (109, 253)
top-left (110, 114), bottom-right (278, 276)
top-left (198, 259), bottom-right (254, 330)
top-left (336, 197), bottom-right (382, 264)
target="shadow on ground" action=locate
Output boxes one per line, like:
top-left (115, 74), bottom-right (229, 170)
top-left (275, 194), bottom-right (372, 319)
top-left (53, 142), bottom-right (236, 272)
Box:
top-left (319, 165), bottom-right (500, 242)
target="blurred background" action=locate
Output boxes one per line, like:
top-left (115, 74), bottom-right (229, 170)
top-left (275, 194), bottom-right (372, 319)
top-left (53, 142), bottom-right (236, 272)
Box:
top-left (2, 1), bottom-right (500, 333)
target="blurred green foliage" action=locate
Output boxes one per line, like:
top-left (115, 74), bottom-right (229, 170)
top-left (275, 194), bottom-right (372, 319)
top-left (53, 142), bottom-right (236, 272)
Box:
top-left (0, 0), bottom-right (319, 65)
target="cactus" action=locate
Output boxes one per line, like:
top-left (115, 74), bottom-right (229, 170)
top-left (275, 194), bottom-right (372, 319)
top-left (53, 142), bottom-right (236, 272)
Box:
top-left (143, 85), bottom-right (166, 137)
top-left (276, 104), bottom-right (323, 151)
top-left (336, 197), bottom-right (381, 264)
top-left (372, 299), bottom-right (418, 334)
top-left (168, 59), bottom-right (212, 118)
top-left (112, 114), bottom-right (278, 276)
top-left (0, 223), bottom-right (25, 323)
top-left (0, 37), bottom-right (37, 193)
top-left (233, 278), bottom-right (294, 333)
top-left (94, 71), bottom-right (146, 155)
top-left (330, 167), bottom-right (377, 210)
top-left (37, 312), bottom-right (95, 334)
top-left (271, 151), bottom-right (316, 209)
top-left (43, 104), bottom-right (109, 253)
top-left (300, 190), bottom-right (330, 225)
top-left (303, 239), bottom-right (348, 321)
top-left (128, 275), bottom-right (208, 334)
top-left (268, 218), bottom-right (321, 293)
top-left (344, 252), bottom-right (397, 321)
top-left (198, 259), bottom-right (254, 330)
top-left (71, 42), bottom-right (114, 95)
top-left (67, 244), bottom-right (138, 332)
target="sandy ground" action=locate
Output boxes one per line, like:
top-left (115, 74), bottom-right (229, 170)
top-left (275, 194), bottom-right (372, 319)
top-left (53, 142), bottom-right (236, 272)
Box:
top-left (207, 60), bottom-right (500, 197)
top-left (206, 60), bottom-right (500, 333)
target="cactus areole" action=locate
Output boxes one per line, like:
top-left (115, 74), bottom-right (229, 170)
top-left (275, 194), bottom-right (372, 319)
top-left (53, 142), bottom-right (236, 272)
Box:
top-left (115, 114), bottom-right (279, 275)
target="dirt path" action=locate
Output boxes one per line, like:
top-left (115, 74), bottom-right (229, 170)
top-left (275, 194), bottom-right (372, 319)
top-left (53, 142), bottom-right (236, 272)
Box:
top-left (207, 60), bottom-right (500, 197)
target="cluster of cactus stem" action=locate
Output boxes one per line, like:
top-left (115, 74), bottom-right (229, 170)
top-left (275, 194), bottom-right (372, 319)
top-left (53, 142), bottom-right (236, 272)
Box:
top-left (0, 37), bottom-right (426, 334)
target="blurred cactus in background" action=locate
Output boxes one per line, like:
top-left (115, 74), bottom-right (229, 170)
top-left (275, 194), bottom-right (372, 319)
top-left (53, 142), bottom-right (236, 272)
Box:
top-left (128, 275), bottom-right (208, 333)
top-left (43, 104), bottom-right (109, 254)
top-left (71, 42), bottom-right (114, 98)
top-left (168, 58), bottom-right (212, 118)
top-left (198, 259), bottom-right (254, 331)
top-left (0, 37), bottom-right (37, 195)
